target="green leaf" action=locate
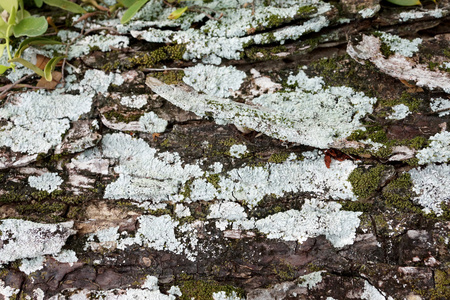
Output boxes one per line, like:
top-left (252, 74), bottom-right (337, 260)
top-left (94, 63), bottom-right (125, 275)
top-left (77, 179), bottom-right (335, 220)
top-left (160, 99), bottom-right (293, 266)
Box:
top-left (0, 64), bottom-right (10, 74)
top-left (8, 57), bottom-right (45, 77)
top-left (44, 56), bottom-right (64, 81)
top-left (168, 6), bottom-right (188, 20)
top-left (15, 37), bottom-right (62, 58)
top-left (0, 0), bottom-right (18, 14)
top-left (118, 0), bottom-right (137, 8)
top-left (0, 17), bottom-right (7, 37)
top-left (0, 43), bottom-right (5, 57)
top-left (8, 4), bottom-right (17, 25)
top-left (34, 0), bottom-right (44, 7)
top-left (120, 0), bottom-right (148, 24)
top-left (385, 0), bottom-right (421, 6)
top-left (13, 16), bottom-right (48, 37)
top-left (43, 0), bottom-right (87, 14)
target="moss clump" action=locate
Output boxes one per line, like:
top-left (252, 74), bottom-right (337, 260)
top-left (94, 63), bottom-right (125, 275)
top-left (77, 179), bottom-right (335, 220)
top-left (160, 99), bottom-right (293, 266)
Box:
top-left (129, 44), bottom-right (186, 68)
top-left (340, 200), bottom-right (373, 212)
top-left (148, 70), bottom-right (185, 85)
top-left (347, 126), bottom-right (387, 143)
top-left (206, 174), bottom-right (221, 190)
top-left (348, 164), bottom-right (387, 200)
top-left (177, 278), bottom-right (245, 300)
top-left (102, 110), bottom-right (144, 123)
top-left (268, 152), bottom-right (290, 163)
top-left (379, 91), bottom-right (422, 113)
top-left (382, 173), bottom-right (420, 213)
top-left (273, 261), bottom-right (296, 281)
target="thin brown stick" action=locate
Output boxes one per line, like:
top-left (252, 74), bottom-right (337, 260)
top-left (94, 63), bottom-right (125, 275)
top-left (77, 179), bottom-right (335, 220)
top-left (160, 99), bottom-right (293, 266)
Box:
top-left (0, 74), bottom-right (34, 101)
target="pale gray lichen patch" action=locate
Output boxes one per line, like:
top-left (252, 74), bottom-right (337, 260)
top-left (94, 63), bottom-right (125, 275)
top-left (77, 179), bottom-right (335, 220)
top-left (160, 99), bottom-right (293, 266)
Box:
top-left (52, 250), bottom-right (78, 266)
top-left (409, 164), bottom-right (450, 215)
top-left (213, 291), bottom-right (245, 300)
top-left (0, 219), bottom-right (75, 265)
top-left (229, 144), bottom-right (248, 158)
top-left (0, 280), bottom-right (19, 299)
top-left (28, 172), bottom-right (63, 193)
top-left (147, 72), bottom-right (376, 149)
top-left (120, 95), bottom-right (149, 108)
top-left (416, 131), bottom-right (450, 164)
top-left (19, 256), bottom-right (45, 275)
top-left (430, 97), bottom-right (450, 117)
top-left (56, 30), bottom-right (129, 60)
top-left (388, 104), bottom-right (411, 120)
top-left (0, 90), bottom-right (91, 154)
top-left (399, 8), bottom-right (444, 22)
top-left (86, 215), bottom-right (198, 261)
top-left (255, 199), bottom-right (362, 248)
top-left (183, 64), bottom-right (246, 98)
top-left (347, 35), bottom-right (450, 93)
top-left (102, 133), bottom-right (203, 204)
top-left (361, 280), bottom-right (394, 300)
top-left (138, 112), bottom-right (168, 133)
top-left (376, 31), bottom-right (422, 57)
top-left (298, 271), bottom-right (325, 289)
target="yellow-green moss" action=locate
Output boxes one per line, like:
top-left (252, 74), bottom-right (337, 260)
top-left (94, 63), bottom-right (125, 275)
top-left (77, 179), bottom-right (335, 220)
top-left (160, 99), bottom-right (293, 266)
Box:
top-left (177, 278), bottom-right (245, 300)
top-left (148, 70), bottom-right (185, 85)
top-left (102, 110), bottom-right (144, 123)
top-left (129, 44), bottom-right (186, 68)
top-left (206, 174), bottom-right (221, 190)
top-left (382, 173), bottom-right (421, 213)
top-left (273, 260), bottom-right (296, 281)
top-left (379, 91), bottom-right (422, 113)
top-left (348, 164), bottom-right (387, 200)
top-left (268, 152), bottom-right (290, 163)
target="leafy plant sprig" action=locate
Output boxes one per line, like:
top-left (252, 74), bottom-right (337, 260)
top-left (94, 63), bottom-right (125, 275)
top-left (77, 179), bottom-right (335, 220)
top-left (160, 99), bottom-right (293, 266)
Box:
top-left (0, 0), bottom-right (85, 81)
top-left (119, 0), bottom-right (188, 24)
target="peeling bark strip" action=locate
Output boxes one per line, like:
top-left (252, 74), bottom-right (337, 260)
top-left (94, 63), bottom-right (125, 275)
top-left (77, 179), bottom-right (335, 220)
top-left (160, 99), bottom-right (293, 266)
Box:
top-left (1, 0), bottom-right (450, 299)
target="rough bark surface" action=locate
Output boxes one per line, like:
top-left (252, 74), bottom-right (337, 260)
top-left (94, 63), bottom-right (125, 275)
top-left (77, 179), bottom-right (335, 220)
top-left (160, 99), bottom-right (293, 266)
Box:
top-left (0, 0), bottom-right (450, 299)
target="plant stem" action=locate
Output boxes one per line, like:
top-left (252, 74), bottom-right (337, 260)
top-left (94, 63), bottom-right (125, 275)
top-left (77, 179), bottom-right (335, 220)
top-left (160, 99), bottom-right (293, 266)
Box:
top-left (5, 25), bottom-right (13, 61)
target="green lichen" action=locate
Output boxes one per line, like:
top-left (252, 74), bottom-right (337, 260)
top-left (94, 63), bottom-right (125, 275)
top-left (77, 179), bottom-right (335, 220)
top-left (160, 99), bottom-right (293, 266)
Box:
top-left (177, 278), bottom-right (245, 300)
top-left (348, 164), bottom-right (388, 200)
top-left (129, 44), bottom-right (186, 68)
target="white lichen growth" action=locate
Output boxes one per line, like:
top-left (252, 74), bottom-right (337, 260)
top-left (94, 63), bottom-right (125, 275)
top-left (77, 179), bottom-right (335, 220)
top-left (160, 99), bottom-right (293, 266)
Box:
top-left (120, 95), bottom-right (149, 108)
top-left (147, 70), bottom-right (376, 149)
top-left (376, 31), bottom-right (422, 57)
top-left (359, 6), bottom-right (380, 19)
top-left (28, 172), bottom-right (63, 193)
top-left (0, 219), bottom-right (75, 265)
top-left (361, 281), bottom-right (394, 300)
top-left (213, 291), bottom-right (244, 300)
top-left (19, 256), bottom-right (45, 275)
top-left (399, 9), bottom-right (443, 22)
top-left (229, 144), bottom-right (248, 158)
top-left (409, 164), bottom-right (450, 215)
top-left (430, 97), bottom-right (450, 117)
top-left (297, 271), bottom-right (325, 289)
top-left (52, 250), bottom-right (78, 266)
top-left (416, 131), bottom-right (450, 164)
top-left (255, 199), bottom-right (362, 248)
top-left (0, 280), bottom-right (19, 299)
top-left (175, 204), bottom-right (191, 218)
top-left (183, 64), bottom-right (246, 98)
top-left (208, 202), bottom-right (248, 221)
top-left (139, 112), bottom-right (168, 133)
top-left (102, 133), bottom-right (203, 203)
top-left (388, 104), bottom-right (411, 120)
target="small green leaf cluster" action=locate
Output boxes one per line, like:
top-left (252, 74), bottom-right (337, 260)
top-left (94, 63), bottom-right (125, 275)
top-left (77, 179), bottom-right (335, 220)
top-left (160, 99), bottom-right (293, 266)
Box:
top-left (119, 0), bottom-right (188, 24)
top-left (0, 0), bottom-right (85, 80)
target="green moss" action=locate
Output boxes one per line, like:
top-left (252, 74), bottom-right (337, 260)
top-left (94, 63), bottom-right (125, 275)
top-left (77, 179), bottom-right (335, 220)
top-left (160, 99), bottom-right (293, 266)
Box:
top-left (102, 110), bottom-right (144, 123)
top-left (268, 152), bottom-right (290, 163)
top-left (379, 41), bottom-right (393, 58)
top-left (129, 44), bottom-right (186, 68)
top-left (382, 173), bottom-right (421, 213)
top-left (407, 136), bottom-right (429, 150)
top-left (219, 138), bottom-right (239, 147)
top-left (348, 164), bottom-right (387, 200)
top-left (148, 70), bottom-right (185, 85)
top-left (177, 278), bottom-right (245, 300)
top-left (180, 179), bottom-right (194, 200)
top-left (273, 261), bottom-right (296, 281)
top-left (379, 91), bottom-right (422, 113)
top-left (340, 200), bottom-right (373, 212)
top-left (206, 174), bottom-right (221, 190)
top-left (296, 5), bottom-right (317, 15)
